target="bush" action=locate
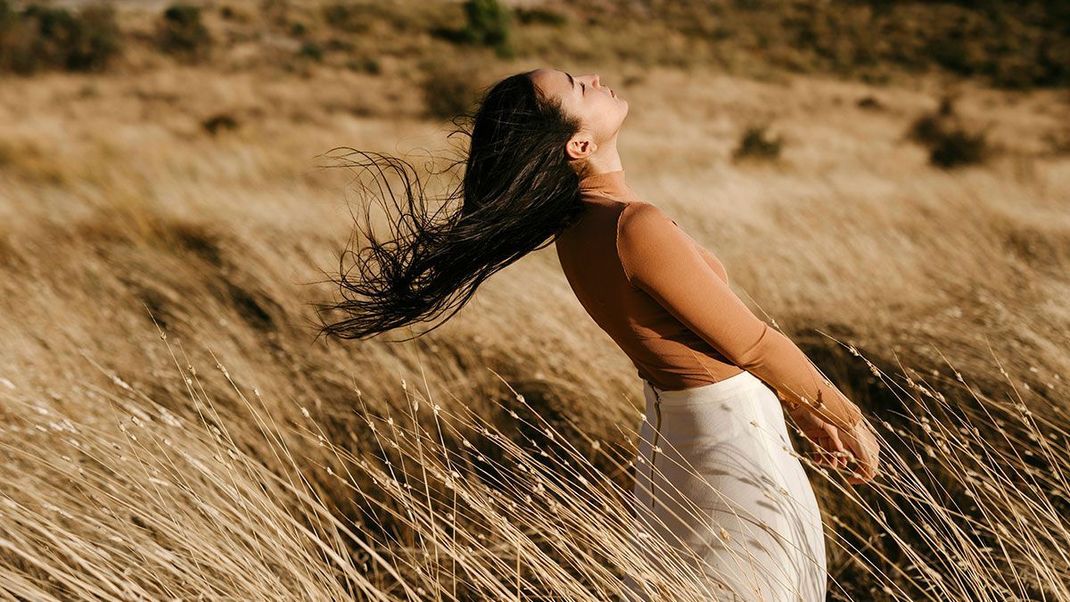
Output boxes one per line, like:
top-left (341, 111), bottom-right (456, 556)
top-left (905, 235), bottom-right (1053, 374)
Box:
top-left (514, 7), bottom-right (567, 26)
top-left (202, 113), bottom-right (239, 136)
top-left (907, 95), bottom-right (956, 146)
top-left (322, 2), bottom-right (367, 33)
top-left (59, 3), bottom-right (121, 71)
top-left (0, 1), bottom-right (122, 74)
top-left (156, 3), bottom-right (212, 63)
top-left (345, 55), bottom-right (380, 74)
top-left (420, 63), bottom-right (481, 121)
top-left (928, 128), bottom-right (988, 168)
top-left (906, 95), bottom-right (990, 169)
top-left (856, 95), bottom-right (884, 110)
top-left (217, 4), bottom-right (250, 24)
top-left (462, 0), bottom-right (512, 56)
top-left (297, 40), bottom-right (322, 61)
top-left (732, 125), bottom-right (783, 162)
top-left (907, 113), bottom-right (942, 146)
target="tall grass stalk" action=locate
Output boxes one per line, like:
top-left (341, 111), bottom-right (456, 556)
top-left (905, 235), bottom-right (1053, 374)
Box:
top-left (1, 324), bottom-right (1067, 600)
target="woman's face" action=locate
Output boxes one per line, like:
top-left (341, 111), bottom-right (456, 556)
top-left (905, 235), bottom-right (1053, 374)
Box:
top-left (530, 68), bottom-right (628, 161)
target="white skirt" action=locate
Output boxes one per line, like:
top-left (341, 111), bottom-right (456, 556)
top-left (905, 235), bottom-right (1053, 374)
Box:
top-left (624, 369), bottom-right (827, 601)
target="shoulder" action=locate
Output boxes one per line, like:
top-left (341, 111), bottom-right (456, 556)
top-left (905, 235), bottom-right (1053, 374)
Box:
top-left (620, 201), bottom-right (676, 232)
top-left (615, 202), bottom-right (684, 282)
top-left (617, 201), bottom-right (679, 239)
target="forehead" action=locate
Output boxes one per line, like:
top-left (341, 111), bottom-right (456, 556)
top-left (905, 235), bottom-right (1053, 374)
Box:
top-left (531, 68), bottom-right (571, 96)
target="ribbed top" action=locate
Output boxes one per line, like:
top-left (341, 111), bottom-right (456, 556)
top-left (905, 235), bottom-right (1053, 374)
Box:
top-left (554, 170), bottom-right (863, 431)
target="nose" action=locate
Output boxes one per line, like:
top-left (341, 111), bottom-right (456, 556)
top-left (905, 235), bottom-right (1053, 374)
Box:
top-left (592, 74), bottom-right (601, 87)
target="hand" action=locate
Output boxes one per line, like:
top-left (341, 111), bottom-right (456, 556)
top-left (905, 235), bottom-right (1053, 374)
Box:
top-left (786, 406), bottom-right (851, 471)
top-left (785, 401), bottom-right (880, 484)
top-left (838, 419), bottom-right (880, 485)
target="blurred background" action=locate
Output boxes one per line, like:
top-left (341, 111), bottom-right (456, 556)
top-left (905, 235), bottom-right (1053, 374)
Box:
top-left (1, 0), bottom-right (1069, 599)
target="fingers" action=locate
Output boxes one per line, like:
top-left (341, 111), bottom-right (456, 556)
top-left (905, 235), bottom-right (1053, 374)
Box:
top-left (824, 439), bottom-right (846, 470)
top-left (804, 422), bottom-right (880, 484)
top-left (819, 429), bottom-right (849, 470)
top-left (810, 449), bottom-right (830, 469)
top-left (846, 444), bottom-right (880, 484)
top-left (835, 426), bottom-right (880, 484)
top-left (809, 435), bottom-right (830, 468)
top-left (847, 462), bottom-right (878, 484)
top-left (827, 428), bottom-right (845, 451)
top-left (844, 461), bottom-right (873, 484)
top-left (810, 433), bottom-right (849, 470)
top-left (827, 429), bottom-right (847, 469)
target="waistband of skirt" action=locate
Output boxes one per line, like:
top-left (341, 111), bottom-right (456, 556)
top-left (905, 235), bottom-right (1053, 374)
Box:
top-left (643, 370), bottom-right (763, 406)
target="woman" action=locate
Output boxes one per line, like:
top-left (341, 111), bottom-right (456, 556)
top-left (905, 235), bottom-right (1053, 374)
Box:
top-left (318, 68), bottom-right (880, 601)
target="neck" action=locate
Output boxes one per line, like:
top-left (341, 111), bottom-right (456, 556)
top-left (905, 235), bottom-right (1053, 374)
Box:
top-left (577, 146), bottom-right (628, 200)
top-left (573, 136), bottom-right (623, 178)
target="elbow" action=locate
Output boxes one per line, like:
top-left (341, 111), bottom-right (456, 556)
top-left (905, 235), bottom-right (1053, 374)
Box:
top-left (724, 321), bottom-right (776, 370)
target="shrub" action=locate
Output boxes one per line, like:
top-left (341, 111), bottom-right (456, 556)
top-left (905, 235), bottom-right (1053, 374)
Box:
top-left (297, 40), bottom-right (323, 61)
top-left (345, 55), bottom-right (380, 74)
top-left (907, 95), bottom-right (956, 145)
top-left (420, 63), bottom-right (481, 121)
top-left (59, 3), bottom-right (121, 71)
top-left (928, 127), bottom-right (988, 168)
top-left (201, 113), bottom-right (239, 136)
top-left (907, 114), bottom-right (942, 146)
top-left (217, 4), bottom-right (250, 23)
top-left (156, 3), bottom-right (212, 63)
top-left (462, 0), bottom-right (512, 56)
top-left (906, 95), bottom-right (990, 169)
top-left (0, 1), bottom-right (122, 74)
top-left (514, 7), bottom-right (567, 26)
top-left (322, 2), bottom-right (366, 33)
top-left (732, 124), bottom-right (783, 162)
top-left (856, 95), bottom-right (883, 110)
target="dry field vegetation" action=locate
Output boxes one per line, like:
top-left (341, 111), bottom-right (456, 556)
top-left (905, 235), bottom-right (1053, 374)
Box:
top-left (1, 0), bottom-right (1070, 599)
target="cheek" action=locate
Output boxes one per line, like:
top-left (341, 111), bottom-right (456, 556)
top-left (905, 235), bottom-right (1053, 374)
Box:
top-left (595, 99), bottom-right (625, 132)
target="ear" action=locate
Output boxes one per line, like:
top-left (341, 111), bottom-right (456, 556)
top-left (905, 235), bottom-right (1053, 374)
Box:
top-left (566, 131), bottom-right (597, 160)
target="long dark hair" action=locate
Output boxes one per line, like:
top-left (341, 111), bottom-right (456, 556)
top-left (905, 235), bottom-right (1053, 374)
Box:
top-left (315, 70), bottom-right (584, 343)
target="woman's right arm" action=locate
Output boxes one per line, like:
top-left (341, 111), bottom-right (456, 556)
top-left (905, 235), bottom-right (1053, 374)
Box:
top-left (616, 201), bottom-right (865, 434)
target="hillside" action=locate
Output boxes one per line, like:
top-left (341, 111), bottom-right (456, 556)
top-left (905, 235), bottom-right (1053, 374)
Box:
top-left (1, 0), bottom-right (1069, 599)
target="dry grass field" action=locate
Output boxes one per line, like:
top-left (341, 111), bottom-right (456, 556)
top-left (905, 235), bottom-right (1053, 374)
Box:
top-left (1, 0), bottom-right (1069, 599)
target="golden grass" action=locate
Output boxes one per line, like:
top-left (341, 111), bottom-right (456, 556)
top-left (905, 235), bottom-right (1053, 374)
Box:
top-left (1, 326), bottom-right (1066, 599)
top-left (1, 5), bottom-right (1069, 596)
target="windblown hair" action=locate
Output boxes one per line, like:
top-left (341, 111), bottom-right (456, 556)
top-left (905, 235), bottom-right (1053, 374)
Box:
top-left (315, 70), bottom-right (584, 342)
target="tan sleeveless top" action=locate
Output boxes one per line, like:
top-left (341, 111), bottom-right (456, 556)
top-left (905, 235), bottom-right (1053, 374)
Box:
top-left (554, 169), bottom-right (863, 432)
